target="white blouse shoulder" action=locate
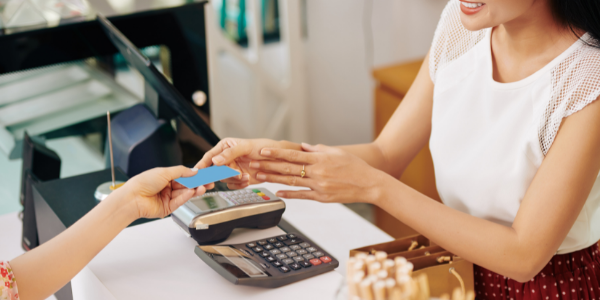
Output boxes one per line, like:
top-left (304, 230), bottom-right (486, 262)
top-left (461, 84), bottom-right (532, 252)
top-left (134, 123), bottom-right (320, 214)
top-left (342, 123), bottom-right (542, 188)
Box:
top-left (430, 0), bottom-right (600, 155)
top-left (428, 0), bottom-right (600, 254)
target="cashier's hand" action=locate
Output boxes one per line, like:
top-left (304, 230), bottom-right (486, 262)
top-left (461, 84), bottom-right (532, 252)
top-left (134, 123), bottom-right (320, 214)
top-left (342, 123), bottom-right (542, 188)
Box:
top-left (195, 138), bottom-right (295, 190)
top-left (249, 143), bottom-right (388, 204)
top-left (121, 166), bottom-right (206, 219)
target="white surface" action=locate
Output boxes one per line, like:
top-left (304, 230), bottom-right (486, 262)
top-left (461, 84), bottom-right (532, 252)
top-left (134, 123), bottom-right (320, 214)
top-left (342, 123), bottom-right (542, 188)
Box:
top-left (76, 182), bottom-right (392, 299)
top-left (0, 181), bottom-right (392, 299)
top-left (72, 267), bottom-right (117, 300)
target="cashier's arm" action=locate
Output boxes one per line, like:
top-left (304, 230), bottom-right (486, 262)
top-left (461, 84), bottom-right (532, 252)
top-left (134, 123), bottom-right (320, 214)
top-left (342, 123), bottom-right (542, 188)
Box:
top-left (363, 53), bottom-right (600, 281)
top-left (373, 93), bottom-right (600, 282)
top-left (8, 166), bottom-right (205, 300)
top-left (248, 52), bottom-right (600, 282)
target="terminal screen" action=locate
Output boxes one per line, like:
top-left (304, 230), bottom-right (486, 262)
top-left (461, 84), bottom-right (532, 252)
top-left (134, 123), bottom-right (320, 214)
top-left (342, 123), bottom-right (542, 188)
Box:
top-left (189, 196), bottom-right (231, 212)
top-left (204, 246), bottom-right (269, 278)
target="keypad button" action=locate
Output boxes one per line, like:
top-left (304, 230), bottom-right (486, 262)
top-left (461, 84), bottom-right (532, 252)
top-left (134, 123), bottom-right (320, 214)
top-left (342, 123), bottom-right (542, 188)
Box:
top-left (257, 192), bottom-right (266, 197)
top-left (300, 261), bottom-right (312, 268)
top-left (306, 247), bottom-right (318, 253)
top-left (287, 234), bottom-right (298, 239)
top-left (252, 189), bottom-right (261, 193)
top-left (282, 258), bottom-right (295, 265)
top-left (252, 246), bottom-right (263, 253)
top-left (293, 256), bottom-right (305, 262)
top-left (268, 238), bottom-right (278, 243)
top-left (264, 244), bottom-right (274, 250)
top-left (280, 247), bottom-right (291, 253)
top-left (260, 252), bottom-right (270, 257)
top-left (246, 242), bottom-right (257, 248)
top-left (270, 249), bottom-right (281, 255)
top-left (279, 266), bottom-right (291, 273)
top-left (313, 251), bottom-right (325, 258)
top-left (302, 254), bottom-right (315, 260)
top-left (320, 256), bottom-right (332, 263)
top-left (239, 248), bottom-right (253, 256)
top-left (272, 261), bottom-right (283, 267)
top-left (265, 256), bottom-right (276, 263)
top-left (262, 196), bottom-right (270, 200)
top-left (277, 235), bottom-right (288, 241)
top-left (309, 258), bottom-right (322, 266)
top-left (257, 240), bottom-right (268, 245)
top-left (284, 238), bottom-right (303, 246)
top-left (296, 249), bottom-right (308, 255)
top-left (289, 263), bottom-right (302, 270)
top-left (289, 245), bottom-right (301, 251)
top-left (299, 242), bottom-right (311, 248)
top-left (259, 262), bottom-right (270, 269)
top-left (273, 242), bottom-right (285, 248)
top-left (286, 251), bottom-right (298, 257)
top-left (276, 254), bottom-right (288, 260)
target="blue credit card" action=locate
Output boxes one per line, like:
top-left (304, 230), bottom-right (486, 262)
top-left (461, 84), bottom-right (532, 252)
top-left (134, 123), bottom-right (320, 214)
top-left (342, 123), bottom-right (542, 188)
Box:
top-left (175, 166), bottom-right (241, 189)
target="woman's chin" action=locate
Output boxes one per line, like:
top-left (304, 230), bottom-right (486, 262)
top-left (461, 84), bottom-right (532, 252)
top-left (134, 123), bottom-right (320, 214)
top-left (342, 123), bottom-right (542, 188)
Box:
top-left (459, 15), bottom-right (494, 32)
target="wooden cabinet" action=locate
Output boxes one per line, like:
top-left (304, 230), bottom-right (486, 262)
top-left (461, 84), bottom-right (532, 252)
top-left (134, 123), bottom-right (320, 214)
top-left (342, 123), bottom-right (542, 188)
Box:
top-left (372, 60), bottom-right (441, 239)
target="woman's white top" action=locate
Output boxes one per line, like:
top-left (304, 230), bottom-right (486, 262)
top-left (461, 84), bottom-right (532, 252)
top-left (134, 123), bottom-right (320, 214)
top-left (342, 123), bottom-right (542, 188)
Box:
top-left (429, 0), bottom-right (600, 254)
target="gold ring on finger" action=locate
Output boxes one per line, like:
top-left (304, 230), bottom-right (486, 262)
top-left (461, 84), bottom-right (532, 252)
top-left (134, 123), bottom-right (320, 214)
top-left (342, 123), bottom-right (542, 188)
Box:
top-left (300, 165), bottom-right (306, 178)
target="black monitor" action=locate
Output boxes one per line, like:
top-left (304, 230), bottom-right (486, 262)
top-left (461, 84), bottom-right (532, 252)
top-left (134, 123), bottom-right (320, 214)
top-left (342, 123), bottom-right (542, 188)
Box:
top-left (97, 13), bottom-right (220, 146)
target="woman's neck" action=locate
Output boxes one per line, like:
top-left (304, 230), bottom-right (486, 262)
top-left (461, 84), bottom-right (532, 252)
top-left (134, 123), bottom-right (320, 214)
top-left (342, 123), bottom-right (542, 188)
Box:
top-left (491, 0), bottom-right (579, 83)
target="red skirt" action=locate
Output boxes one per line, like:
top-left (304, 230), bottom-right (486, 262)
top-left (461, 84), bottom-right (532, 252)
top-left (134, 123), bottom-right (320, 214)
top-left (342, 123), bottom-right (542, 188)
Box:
top-left (474, 243), bottom-right (600, 300)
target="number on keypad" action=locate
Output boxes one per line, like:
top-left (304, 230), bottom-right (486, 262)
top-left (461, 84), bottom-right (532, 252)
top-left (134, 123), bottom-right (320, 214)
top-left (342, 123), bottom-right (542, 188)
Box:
top-left (231, 233), bottom-right (335, 279)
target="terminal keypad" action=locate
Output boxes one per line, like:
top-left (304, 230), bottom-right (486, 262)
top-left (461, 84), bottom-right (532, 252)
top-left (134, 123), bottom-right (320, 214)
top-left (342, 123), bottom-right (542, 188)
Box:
top-left (243, 233), bottom-right (336, 274)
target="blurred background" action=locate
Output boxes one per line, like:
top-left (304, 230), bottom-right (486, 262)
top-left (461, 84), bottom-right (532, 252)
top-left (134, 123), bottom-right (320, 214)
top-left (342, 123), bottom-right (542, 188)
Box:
top-left (0, 0), bottom-right (446, 238)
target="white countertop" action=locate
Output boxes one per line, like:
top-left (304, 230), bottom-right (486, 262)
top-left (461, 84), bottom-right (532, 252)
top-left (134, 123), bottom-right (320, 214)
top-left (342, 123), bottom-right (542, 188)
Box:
top-left (1, 182), bottom-right (393, 300)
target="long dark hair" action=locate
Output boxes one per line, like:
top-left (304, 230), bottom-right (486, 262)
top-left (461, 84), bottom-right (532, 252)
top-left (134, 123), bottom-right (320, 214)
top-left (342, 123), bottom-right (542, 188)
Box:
top-left (550, 0), bottom-right (600, 47)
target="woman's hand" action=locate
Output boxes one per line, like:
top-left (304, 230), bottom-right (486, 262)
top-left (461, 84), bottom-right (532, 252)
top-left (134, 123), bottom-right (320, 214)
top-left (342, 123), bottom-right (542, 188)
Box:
top-left (195, 138), bottom-right (302, 190)
top-left (118, 166), bottom-right (207, 219)
top-left (250, 143), bottom-right (391, 204)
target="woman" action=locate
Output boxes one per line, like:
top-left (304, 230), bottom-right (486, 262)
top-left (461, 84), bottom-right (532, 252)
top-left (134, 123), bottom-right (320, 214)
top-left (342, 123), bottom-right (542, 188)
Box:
top-left (1, 166), bottom-right (206, 300)
top-left (196, 0), bottom-right (600, 299)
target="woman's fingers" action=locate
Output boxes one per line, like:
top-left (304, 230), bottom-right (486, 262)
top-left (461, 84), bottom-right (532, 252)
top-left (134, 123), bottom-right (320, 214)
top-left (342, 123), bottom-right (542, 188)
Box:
top-left (227, 182), bottom-right (250, 190)
top-left (195, 140), bottom-right (229, 169)
top-left (255, 172), bottom-right (313, 188)
top-left (212, 140), bottom-right (253, 166)
top-left (161, 166), bottom-right (198, 181)
top-left (249, 161), bottom-right (306, 177)
top-left (169, 186), bottom-right (206, 212)
top-left (260, 148), bottom-right (318, 164)
top-left (275, 190), bottom-right (325, 201)
top-left (170, 187), bottom-right (195, 201)
top-left (172, 181), bottom-right (188, 190)
top-left (221, 173), bottom-right (250, 184)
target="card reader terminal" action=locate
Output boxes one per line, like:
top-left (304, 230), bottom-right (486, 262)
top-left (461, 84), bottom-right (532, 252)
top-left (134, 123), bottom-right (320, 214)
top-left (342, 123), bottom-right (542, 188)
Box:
top-left (195, 232), bottom-right (339, 288)
top-left (172, 188), bottom-right (285, 244)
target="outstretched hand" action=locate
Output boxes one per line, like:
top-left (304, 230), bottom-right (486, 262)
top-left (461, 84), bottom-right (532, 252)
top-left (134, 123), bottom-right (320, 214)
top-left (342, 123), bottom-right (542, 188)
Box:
top-left (195, 138), bottom-right (299, 190)
top-left (120, 166), bottom-right (207, 219)
top-left (249, 143), bottom-right (389, 204)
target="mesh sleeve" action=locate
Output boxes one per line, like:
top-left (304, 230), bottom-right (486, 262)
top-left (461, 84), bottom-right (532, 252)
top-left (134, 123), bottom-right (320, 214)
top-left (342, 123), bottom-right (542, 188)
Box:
top-left (540, 43), bottom-right (600, 155)
top-left (429, 0), bottom-right (487, 83)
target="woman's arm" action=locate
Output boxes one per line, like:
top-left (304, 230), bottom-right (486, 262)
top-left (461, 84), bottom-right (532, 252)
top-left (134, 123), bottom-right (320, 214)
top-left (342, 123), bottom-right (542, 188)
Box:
top-left (195, 52), bottom-right (434, 184)
top-left (336, 52), bottom-right (434, 178)
top-left (375, 95), bottom-right (600, 281)
top-left (9, 166), bottom-right (205, 300)
top-left (250, 94), bottom-right (600, 282)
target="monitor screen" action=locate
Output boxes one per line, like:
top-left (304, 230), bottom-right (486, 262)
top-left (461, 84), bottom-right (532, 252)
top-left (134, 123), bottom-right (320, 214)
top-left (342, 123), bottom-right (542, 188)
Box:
top-left (97, 13), bottom-right (220, 146)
